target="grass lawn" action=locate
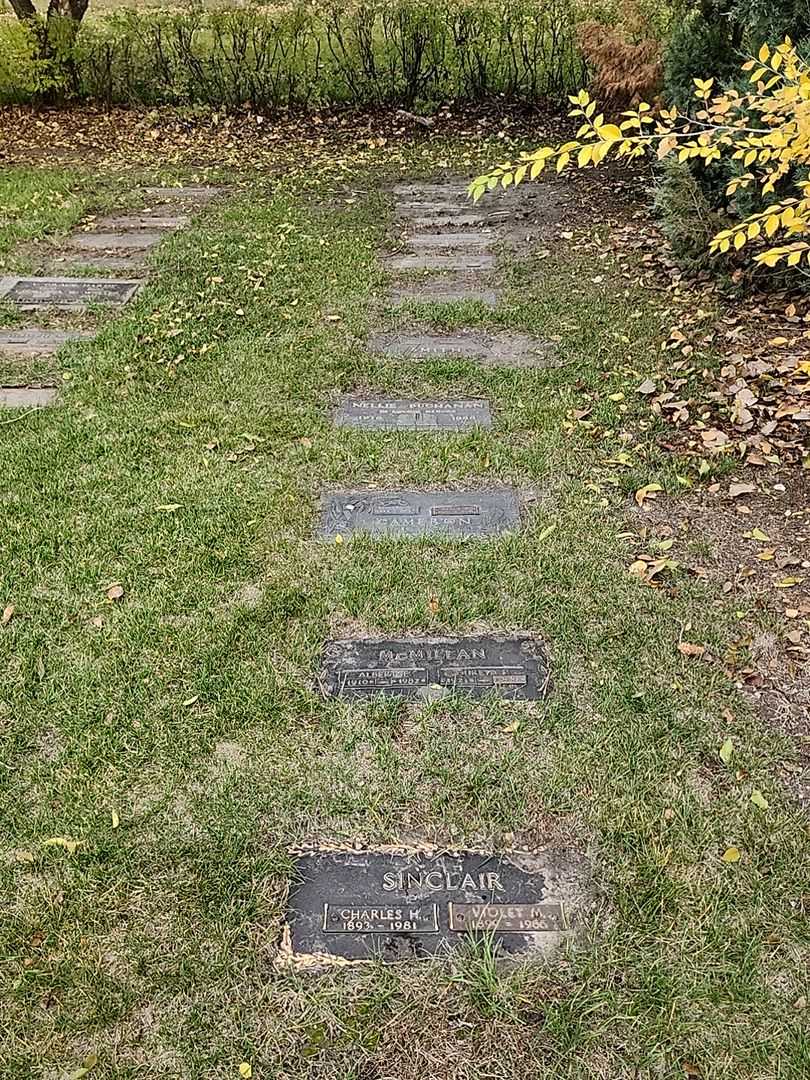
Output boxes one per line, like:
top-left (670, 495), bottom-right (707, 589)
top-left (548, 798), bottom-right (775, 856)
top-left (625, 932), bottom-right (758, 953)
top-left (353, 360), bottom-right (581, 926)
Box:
top-left (1, 148), bottom-right (808, 1079)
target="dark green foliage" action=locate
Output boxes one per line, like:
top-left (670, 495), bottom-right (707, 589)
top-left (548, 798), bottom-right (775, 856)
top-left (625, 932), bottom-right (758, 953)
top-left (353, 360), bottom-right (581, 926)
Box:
top-left (662, 12), bottom-right (740, 111)
top-left (653, 159), bottom-right (730, 272)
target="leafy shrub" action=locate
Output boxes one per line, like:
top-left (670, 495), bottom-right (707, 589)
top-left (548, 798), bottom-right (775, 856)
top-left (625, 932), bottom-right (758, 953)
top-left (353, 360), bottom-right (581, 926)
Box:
top-left (473, 40), bottom-right (810, 277)
top-left (0, 0), bottom-right (588, 109)
top-left (653, 158), bottom-right (729, 271)
top-left (662, 10), bottom-right (740, 110)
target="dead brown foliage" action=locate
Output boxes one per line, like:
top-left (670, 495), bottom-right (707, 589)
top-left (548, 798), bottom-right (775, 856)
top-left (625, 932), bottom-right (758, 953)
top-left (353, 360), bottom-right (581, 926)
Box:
top-left (577, 2), bottom-right (662, 109)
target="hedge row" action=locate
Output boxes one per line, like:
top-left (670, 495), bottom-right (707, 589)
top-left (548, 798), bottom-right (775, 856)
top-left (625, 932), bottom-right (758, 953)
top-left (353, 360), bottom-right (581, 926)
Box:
top-left (0, 0), bottom-right (588, 109)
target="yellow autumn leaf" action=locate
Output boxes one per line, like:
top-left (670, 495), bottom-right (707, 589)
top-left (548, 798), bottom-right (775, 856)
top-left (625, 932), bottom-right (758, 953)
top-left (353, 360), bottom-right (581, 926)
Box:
top-left (722, 846), bottom-right (741, 863)
top-left (596, 123), bottom-right (622, 141)
top-left (239, 1064), bottom-right (252, 1078)
top-left (635, 483), bottom-right (663, 507)
top-left (43, 837), bottom-right (83, 855)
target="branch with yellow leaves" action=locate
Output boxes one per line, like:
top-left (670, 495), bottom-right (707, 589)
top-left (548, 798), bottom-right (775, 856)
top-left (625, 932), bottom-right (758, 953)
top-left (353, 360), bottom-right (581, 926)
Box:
top-left (470, 40), bottom-right (810, 271)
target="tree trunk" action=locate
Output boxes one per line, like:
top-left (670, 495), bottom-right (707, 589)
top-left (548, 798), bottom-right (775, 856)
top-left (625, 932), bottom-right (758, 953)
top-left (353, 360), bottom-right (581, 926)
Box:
top-left (8, 0), bottom-right (89, 60)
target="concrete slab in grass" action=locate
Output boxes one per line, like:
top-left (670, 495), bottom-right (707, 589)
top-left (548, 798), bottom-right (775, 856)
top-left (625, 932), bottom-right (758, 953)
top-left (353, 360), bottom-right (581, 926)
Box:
top-left (0, 329), bottom-right (94, 356)
top-left (368, 329), bottom-right (554, 368)
top-left (68, 231), bottom-right (164, 252)
top-left (0, 386), bottom-right (58, 408)
top-left (384, 253), bottom-right (496, 272)
top-left (388, 281), bottom-right (499, 307)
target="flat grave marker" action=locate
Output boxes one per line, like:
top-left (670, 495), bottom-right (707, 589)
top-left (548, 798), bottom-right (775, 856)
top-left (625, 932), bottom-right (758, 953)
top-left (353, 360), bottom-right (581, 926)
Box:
top-left (68, 231), bottom-right (164, 252)
top-left (93, 214), bottom-right (189, 231)
top-left (318, 487), bottom-right (520, 540)
top-left (368, 329), bottom-right (554, 368)
top-left (388, 281), bottom-right (499, 308)
top-left (405, 231), bottom-right (494, 250)
top-left (0, 386), bottom-right (58, 408)
top-left (321, 634), bottom-right (548, 701)
top-left (396, 210), bottom-right (495, 229)
top-left (384, 253), bottom-right (496, 272)
top-left (285, 849), bottom-right (580, 962)
top-left (0, 276), bottom-right (141, 310)
top-left (0, 329), bottom-right (93, 356)
top-left (334, 397), bottom-right (492, 431)
top-left (143, 185), bottom-right (222, 203)
top-left (393, 183), bottom-right (468, 199)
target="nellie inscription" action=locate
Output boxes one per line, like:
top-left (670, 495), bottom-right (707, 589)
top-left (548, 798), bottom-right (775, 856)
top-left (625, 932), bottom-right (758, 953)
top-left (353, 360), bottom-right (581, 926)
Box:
top-left (321, 635), bottom-right (549, 702)
top-left (334, 397), bottom-right (492, 431)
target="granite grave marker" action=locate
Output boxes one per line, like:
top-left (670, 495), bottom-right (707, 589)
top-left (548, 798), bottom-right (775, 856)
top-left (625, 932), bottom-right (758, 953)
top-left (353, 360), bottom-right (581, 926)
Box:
top-left (334, 397), bottom-right (492, 431)
top-left (385, 253), bottom-right (496, 272)
top-left (0, 276), bottom-right (141, 310)
top-left (285, 850), bottom-right (575, 962)
top-left (0, 386), bottom-right (58, 408)
top-left (368, 330), bottom-right (553, 367)
top-left (0, 329), bottom-right (93, 356)
top-left (318, 488), bottom-right (520, 540)
top-left (321, 634), bottom-right (548, 701)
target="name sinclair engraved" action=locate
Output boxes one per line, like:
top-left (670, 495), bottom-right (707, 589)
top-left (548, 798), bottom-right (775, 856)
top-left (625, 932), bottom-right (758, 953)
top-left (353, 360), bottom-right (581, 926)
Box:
top-left (382, 869), bottom-right (505, 893)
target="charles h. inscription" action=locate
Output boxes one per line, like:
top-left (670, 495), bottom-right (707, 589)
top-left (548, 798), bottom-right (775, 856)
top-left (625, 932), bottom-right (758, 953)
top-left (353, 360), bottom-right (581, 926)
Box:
top-left (286, 850), bottom-right (569, 962)
top-left (321, 635), bottom-right (548, 702)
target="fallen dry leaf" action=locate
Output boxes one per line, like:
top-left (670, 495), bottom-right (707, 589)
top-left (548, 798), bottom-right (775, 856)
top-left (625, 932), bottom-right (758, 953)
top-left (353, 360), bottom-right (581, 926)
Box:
top-left (678, 642), bottom-right (705, 658)
top-left (106, 584), bottom-right (124, 602)
top-left (1, 603), bottom-right (15, 626)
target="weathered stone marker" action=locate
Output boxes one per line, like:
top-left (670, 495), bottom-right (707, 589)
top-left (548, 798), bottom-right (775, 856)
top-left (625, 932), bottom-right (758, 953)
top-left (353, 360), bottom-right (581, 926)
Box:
top-left (321, 634), bottom-right (548, 701)
top-left (0, 276), bottom-right (141, 310)
top-left (385, 253), bottom-right (496, 271)
top-left (318, 488), bottom-right (520, 540)
top-left (397, 210), bottom-right (494, 228)
top-left (0, 386), bottom-right (58, 408)
top-left (92, 214), bottom-right (189, 231)
top-left (392, 183), bottom-right (468, 199)
top-left (143, 185), bottom-right (222, 203)
top-left (284, 849), bottom-right (581, 962)
top-left (334, 397), bottom-right (492, 431)
top-left (405, 231), bottom-right (493, 250)
top-left (389, 282), bottom-right (499, 308)
top-left (68, 231), bottom-right (164, 252)
top-left (0, 329), bottom-right (93, 356)
top-left (368, 329), bottom-right (553, 368)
